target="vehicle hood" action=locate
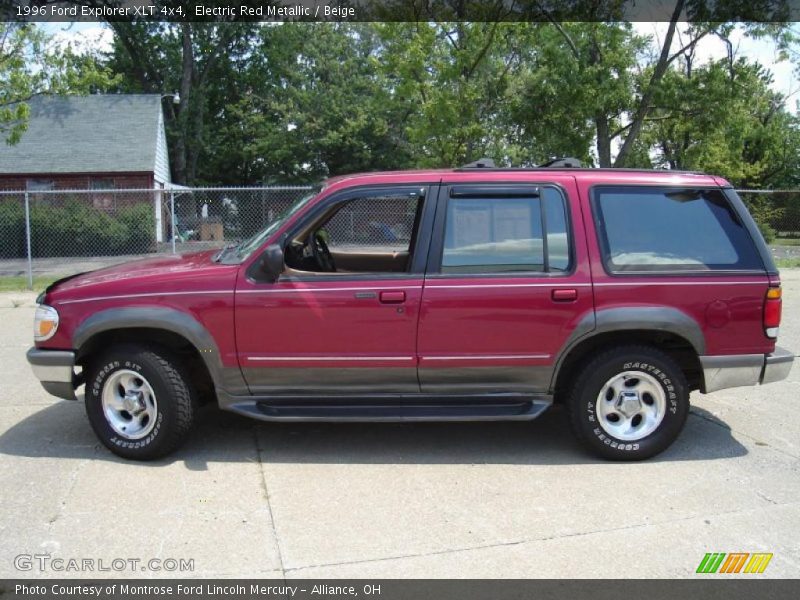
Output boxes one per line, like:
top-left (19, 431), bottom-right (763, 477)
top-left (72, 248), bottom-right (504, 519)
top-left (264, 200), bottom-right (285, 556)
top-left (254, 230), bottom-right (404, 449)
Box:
top-left (44, 250), bottom-right (234, 301)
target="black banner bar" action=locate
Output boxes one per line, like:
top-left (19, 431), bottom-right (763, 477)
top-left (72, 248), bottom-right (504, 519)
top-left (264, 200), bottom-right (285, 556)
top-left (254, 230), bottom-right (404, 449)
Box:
top-left (2, 580), bottom-right (800, 600)
top-left (2, 0), bottom-right (800, 23)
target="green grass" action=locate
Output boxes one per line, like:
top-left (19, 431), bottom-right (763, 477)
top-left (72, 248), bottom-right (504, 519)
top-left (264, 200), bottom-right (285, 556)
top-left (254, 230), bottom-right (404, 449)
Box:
top-left (773, 238), bottom-right (800, 246)
top-left (0, 275), bottom-right (58, 293)
top-left (775, 258), bottom-right (800, 269)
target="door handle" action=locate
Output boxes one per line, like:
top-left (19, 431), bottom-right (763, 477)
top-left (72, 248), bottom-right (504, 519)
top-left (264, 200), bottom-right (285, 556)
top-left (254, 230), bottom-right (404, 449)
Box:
top-left (551, 288), bottom-right (578, 302)
top-left (379, 290), bottom-right (406, 304)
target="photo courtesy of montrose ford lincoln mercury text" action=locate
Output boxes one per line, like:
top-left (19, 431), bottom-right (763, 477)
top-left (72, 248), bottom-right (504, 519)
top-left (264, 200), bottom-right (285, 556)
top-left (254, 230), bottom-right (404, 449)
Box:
top-left (26, 159), bottom-right (794, 460)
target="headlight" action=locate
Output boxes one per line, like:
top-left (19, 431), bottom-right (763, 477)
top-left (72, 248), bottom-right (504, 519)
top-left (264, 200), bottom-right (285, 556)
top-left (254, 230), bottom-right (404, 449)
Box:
top-left (34, 305), bottom-right (59, 342)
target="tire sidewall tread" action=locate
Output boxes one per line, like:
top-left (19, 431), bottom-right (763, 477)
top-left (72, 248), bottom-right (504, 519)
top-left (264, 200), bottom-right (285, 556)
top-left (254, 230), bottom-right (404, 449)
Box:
top-left (85, 344), bottom-right (195, 460)
top-left (567, 345), bottom-right (690, 461)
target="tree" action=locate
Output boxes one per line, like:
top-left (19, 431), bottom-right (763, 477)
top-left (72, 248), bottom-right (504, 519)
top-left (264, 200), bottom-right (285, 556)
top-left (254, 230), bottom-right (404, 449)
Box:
top-left (377, 21), bottom-right (531, 167)
top-left (0, 23), bottom-right (116, 145)
top-left (643, 57), bottom-right (800, 188)
top-left (213, 23), bottom-right (413, 184)
top-left (505, 22), bottom-right (646, 166)
top-left (105, 22), bottom-right (259, 184)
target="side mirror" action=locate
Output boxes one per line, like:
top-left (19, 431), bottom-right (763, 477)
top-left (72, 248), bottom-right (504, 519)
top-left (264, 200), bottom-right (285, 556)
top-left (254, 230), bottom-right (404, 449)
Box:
top-left (258, 244), bottom-right (284, 282)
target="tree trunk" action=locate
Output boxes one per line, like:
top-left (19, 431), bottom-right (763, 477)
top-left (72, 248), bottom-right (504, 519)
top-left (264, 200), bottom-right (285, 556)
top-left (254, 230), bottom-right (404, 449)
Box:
top-left (595, 113), bottom-right (612, 167)
top-left (614, 0), bottom-right (684, 167)
top-left (172, 25), bottom-right (195, 185)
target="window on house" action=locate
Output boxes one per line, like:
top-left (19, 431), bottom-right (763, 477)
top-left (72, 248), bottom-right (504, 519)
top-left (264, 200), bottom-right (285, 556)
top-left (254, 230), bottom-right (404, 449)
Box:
top-left (25, 179), bottom-right (55, 203)
top-left (90, 178), bottom-right (116, 209)
top-left (26, 179), bottom-right (54, 192)
top-left (441, 186), bottom-right (571, 274)
top-left (90, 178), bottom-right (115, 190)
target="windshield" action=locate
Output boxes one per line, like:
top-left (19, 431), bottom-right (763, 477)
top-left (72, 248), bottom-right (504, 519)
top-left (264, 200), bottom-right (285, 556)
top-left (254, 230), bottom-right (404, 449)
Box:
top-left (234, 189), bottom-right (320, 259)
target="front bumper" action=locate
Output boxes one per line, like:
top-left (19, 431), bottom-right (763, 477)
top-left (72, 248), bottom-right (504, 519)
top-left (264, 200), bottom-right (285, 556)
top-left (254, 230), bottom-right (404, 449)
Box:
top-left (26, 347), bottom-right (78, 401)
top-left (701, 347), bottom-right (794, 393)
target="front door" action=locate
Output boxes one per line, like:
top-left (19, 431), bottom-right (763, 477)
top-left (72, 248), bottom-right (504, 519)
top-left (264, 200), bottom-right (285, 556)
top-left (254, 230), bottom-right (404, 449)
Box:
top-left (235, 185), bottom-right (434, 395)
top-left (416, 178), bottom-right (594, 394)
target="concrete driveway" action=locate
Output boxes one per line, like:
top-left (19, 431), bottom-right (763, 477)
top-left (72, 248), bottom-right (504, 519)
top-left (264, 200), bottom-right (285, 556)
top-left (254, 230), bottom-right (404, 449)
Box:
top-left (1, 274), bottom-right (799, 579)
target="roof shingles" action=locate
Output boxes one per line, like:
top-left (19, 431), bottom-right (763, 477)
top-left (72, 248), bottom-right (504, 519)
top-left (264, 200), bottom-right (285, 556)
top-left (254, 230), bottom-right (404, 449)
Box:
top-left (0, 94), bottom-right (163, 175)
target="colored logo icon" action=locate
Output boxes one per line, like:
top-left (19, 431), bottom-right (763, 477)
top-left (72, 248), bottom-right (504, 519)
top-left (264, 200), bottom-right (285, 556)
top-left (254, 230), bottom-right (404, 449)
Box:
top-left (696, 552), bottom-right (773, 574)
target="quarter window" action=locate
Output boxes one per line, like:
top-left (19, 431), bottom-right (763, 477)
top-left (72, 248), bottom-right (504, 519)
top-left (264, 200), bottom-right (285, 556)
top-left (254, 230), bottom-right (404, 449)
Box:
top-left (593, 186), bottom-right (762, 272)
top-left (441, 187), bottom-right (570, 274)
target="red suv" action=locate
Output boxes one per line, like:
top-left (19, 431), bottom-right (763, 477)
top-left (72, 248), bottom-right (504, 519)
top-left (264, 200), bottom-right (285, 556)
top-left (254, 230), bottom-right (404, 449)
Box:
top-left (27, 161), bottom-right (794, 460)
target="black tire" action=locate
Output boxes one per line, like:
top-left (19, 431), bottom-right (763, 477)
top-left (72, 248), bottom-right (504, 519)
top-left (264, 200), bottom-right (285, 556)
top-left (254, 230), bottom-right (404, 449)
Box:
top-left (85, 344), bottom-right (196, 460)
top-left (566, 345), bottom-right (689, 461)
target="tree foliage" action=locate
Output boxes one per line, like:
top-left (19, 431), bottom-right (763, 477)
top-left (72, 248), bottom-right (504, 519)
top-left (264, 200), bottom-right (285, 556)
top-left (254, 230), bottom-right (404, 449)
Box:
top-left (0, 23), bottom-right (116, 145)
top-left (17, 13), bottom-right (800, 191)
top-left (104, 22), bottom-right (259, 184)
top-left (643, 57), bottom-right (800, 188)
top-left (219, 23), bottom-right (414, 184)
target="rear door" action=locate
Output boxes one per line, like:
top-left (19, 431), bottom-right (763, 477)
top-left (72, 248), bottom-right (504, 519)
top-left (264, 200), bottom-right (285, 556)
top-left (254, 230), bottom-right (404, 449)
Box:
top-left (416, 177), bottom-right (594, 394)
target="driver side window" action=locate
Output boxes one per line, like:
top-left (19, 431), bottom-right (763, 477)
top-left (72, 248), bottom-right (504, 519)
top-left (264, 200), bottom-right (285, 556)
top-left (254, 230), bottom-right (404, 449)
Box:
top-left (284, 189), bottom-right (425, 275)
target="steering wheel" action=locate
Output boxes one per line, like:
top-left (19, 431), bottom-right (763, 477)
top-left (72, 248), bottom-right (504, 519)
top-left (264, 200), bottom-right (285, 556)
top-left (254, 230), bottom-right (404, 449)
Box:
top-left (310, 231), bottom-right (336, 272)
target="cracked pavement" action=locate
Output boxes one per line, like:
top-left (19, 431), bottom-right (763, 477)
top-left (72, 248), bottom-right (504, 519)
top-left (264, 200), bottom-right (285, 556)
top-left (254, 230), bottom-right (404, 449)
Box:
top-left (1, 272), bottom-right (799, 578)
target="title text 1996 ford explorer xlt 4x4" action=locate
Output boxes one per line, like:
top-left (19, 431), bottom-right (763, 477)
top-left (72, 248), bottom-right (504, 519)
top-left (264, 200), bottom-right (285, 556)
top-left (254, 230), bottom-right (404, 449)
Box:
top-left (27, 160), bottom-right (794, 461)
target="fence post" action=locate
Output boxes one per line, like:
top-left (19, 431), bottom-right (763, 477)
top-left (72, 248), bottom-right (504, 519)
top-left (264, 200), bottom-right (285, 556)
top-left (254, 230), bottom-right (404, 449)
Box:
top-left (24, 190), bottom-right (33, 290)
top-left (170, 191), bottom-right (176, 254)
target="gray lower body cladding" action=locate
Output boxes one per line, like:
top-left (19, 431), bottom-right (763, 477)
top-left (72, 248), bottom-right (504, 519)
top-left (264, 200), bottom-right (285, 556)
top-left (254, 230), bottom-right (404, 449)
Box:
top-left (700, 347), bottom-right (794, 393)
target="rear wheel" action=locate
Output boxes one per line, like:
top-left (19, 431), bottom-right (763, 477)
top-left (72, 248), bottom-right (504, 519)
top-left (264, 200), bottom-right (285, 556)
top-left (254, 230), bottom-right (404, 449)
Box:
top-left (85, 344), bottom-right (196, 460)
top-left (567, 345), bottom-right (689, 460)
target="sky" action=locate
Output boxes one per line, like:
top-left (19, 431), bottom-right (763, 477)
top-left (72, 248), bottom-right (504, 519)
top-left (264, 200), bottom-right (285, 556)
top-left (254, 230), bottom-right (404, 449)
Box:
top-left (42, 21), bottom-right (800, 114)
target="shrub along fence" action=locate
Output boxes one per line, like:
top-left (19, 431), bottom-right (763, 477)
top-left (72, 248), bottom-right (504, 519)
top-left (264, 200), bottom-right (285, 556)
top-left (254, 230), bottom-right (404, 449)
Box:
top-left (737, 190), bottom-right (800, 242)
top-left (0, 186), bottom-right (313, 286)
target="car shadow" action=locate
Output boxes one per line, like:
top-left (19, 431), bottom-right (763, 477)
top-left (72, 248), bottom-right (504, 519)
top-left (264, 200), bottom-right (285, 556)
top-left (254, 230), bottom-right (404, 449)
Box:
top-left (0, 400), bottom-right (748, 468)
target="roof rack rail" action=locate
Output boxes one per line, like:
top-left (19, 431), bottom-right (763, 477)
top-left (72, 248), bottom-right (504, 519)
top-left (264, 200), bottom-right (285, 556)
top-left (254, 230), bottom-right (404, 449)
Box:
top-left (461, 158), bottom-right (496, 168)
top-left (539, 157), bottom-right (583, 168)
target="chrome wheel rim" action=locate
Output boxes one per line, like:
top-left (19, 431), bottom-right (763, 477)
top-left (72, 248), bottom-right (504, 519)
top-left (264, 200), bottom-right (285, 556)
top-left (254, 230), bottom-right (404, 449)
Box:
top-left (101, 369), bottom-right (158, 440)
top-left (596, 370), bottom-right (666, 441)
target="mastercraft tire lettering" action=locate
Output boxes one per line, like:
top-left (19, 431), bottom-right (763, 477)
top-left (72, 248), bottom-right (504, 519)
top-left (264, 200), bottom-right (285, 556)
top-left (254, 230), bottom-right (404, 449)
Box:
top-left (567, 345), bottom-right (690, 460)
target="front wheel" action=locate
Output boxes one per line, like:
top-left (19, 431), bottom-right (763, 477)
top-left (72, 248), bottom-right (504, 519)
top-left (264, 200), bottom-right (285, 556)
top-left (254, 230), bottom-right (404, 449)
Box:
top-left (567, 345), bottom-right (689, 460)
top-left (85, 344), bottom-right (196, 460)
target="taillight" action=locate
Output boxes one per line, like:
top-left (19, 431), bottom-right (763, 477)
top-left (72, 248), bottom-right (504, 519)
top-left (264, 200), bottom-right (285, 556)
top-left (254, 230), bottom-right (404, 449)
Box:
top-left (764, 287), bottom-right (782, 338)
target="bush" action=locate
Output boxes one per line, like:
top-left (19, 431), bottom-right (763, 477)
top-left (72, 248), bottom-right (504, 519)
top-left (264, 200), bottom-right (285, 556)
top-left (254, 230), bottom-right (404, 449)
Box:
top-left (756, 221), bottom-right (777, 244)
top-left (0, 199), bottom-right (156, 259)
top-left (117, 203), bottom-right (156, 254)
top-left (0, 200), bottom-right (25, 258)
top-left (740, 193), bottom-right (782, 244)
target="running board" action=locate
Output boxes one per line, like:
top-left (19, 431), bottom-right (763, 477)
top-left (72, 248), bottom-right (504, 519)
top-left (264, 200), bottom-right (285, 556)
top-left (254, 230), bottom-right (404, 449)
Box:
top-left (219, 394), bottom-right (552, 423)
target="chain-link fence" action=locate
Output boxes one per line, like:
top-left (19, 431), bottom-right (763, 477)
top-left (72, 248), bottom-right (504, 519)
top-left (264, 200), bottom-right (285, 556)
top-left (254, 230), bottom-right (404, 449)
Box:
top-left (0, 186), bottom-right (313, 287)
top-left (2, 186), bottom-right (800, 289)
top-left (737, 190), bottom-right (800, 241)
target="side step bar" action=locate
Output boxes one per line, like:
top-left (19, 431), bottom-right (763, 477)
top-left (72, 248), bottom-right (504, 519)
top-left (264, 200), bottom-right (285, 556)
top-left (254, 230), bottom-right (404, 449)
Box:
top-left (219, 394), bottom-right (552, 423)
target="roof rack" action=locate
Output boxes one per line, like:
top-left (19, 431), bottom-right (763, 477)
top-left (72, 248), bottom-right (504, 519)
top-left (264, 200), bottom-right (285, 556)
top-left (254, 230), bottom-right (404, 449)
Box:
top-left (538, 157), bottom-right (583, 168)
top-left (461, 158), bottom-right (497, 168)
top-left (459, 156), bottom-right (584, 170)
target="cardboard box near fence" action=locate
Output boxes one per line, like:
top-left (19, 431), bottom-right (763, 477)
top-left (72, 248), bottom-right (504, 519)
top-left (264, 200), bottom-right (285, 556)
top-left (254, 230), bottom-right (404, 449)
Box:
top-left (200, 222), bottom-right (224, 242)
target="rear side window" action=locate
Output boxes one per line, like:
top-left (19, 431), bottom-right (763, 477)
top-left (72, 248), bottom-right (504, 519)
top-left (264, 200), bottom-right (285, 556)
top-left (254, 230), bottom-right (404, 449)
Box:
top-left (441, 186), bottom-right (570, 274)
top-left (593, 186), bottom-right (762, 273)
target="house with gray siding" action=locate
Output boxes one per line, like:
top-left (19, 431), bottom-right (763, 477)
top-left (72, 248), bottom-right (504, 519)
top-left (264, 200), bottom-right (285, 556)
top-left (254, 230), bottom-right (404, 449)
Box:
top-left (0, 94), bottom-right (173, 241)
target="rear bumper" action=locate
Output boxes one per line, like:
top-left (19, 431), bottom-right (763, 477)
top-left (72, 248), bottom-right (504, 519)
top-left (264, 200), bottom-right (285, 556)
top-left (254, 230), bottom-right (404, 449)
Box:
top-left (26, 347), bottom-right (77, 401)
top-left (762, 347), bottom-right (795, 385)
top-left (701, 347), bottom-right (794, 393)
